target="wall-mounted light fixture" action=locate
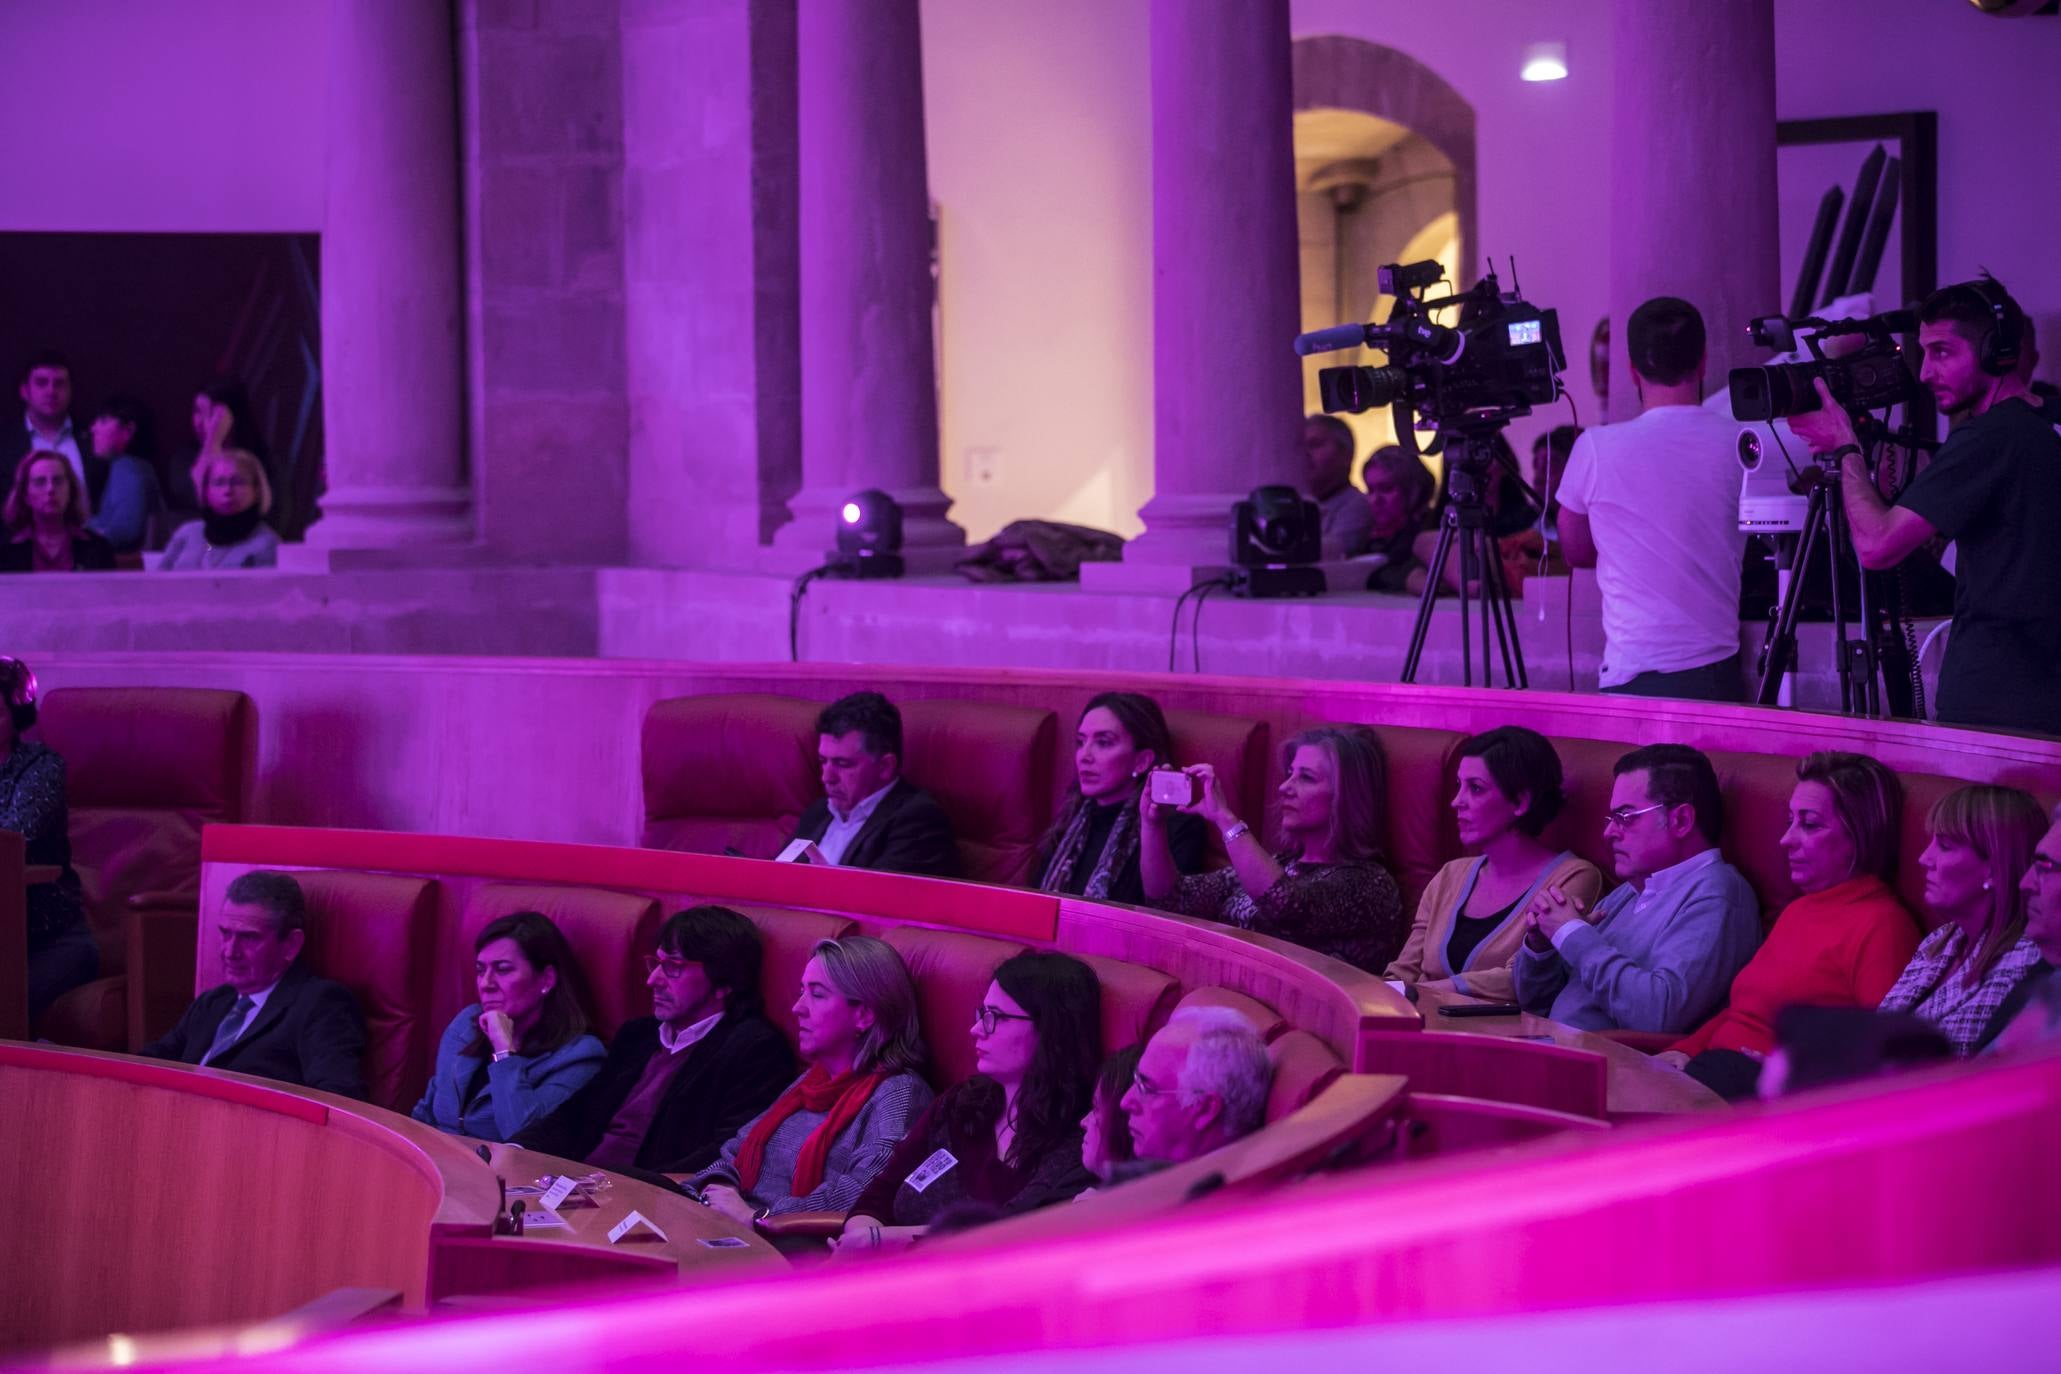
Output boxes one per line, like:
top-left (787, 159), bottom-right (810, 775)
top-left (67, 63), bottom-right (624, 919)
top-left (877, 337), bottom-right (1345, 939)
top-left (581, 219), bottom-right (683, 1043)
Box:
top-left (1520, 41), bottom-right (1568, 83)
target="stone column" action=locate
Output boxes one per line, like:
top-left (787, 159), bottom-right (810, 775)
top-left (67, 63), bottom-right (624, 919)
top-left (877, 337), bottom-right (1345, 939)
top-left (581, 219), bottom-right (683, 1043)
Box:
top-left (1608, 0), bottom-right (1779, 421)
top-left (1089, 0), bottom-right (1302, 590)
top-left (622, 0), bottom-right (797, 570)
top-left (769, 0), bottom-right (960, 569)
top-left (308, 0), bottom-right (471, 552)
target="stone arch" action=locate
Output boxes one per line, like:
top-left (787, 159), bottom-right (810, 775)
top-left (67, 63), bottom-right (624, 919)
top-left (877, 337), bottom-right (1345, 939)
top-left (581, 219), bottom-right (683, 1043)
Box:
top-left (1291, 35), bottom-right (1478, 287)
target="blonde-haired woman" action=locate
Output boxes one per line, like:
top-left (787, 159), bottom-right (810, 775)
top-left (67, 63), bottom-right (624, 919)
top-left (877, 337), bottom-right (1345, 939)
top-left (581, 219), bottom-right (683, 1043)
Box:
top-left (1880, 784), bottom-right (2049, 1055)
top-left (689, 935), bottom-right (932, 1230)
top-left (159, 447), bottom-right (278, 570)
top-left (1139, 724), bottom-right (1406, 973)
top-left (1, 451), bottom-right (115, 572)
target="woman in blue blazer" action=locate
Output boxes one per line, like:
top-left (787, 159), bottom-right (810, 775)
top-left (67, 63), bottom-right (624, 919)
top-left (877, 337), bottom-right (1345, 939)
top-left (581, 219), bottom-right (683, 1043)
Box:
top-left (412, 911), bottom-right (606, 1141)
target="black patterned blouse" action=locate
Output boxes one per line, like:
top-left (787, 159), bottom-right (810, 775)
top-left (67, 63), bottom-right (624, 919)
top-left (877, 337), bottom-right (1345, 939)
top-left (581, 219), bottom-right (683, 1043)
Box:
top-left (0, 741), bottom-right (85, 946)
top-left (1157, 853), bottom-right (1407, 974)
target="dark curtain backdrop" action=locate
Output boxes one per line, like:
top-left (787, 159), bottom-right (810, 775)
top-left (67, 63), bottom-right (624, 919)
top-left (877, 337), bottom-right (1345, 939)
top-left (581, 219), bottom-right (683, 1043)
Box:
top-left (0, 232), bottom-right (322, 537)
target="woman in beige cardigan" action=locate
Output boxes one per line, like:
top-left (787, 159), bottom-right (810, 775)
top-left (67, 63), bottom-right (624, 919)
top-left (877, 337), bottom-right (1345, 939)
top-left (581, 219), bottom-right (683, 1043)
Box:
top-left (1386, 727), bottom-right (1602, 1001)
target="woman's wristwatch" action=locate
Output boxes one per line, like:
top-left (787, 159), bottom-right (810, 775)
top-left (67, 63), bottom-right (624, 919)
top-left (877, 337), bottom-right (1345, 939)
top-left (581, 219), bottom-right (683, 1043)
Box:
top-left (491, 1049), bottom-right (512, 1063)
top-left (1221, 819), bottom-right (1251, 845)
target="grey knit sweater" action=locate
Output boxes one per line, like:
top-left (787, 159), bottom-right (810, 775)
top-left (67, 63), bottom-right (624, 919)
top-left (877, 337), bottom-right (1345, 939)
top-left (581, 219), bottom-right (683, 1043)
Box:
top-left (688, 1070), bottom-right (933, 1216)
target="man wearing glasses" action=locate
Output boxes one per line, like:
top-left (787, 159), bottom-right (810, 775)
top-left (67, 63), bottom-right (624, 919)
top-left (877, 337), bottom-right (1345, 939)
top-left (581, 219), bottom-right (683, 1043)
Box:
top-left (507, 906), bottom-right (797, 1175)
top-left (1513, 745), bottom-right (1761, 1032)
top-left (1121, 1007), bottom-right (1272, 1166)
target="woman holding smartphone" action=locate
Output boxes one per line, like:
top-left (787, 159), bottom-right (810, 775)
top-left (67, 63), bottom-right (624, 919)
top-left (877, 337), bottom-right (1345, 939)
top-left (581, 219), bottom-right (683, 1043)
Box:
top-left (1138, 724), bottom-right (1406, 973)
top-left (1033, 692), bottom-right (1207, 904)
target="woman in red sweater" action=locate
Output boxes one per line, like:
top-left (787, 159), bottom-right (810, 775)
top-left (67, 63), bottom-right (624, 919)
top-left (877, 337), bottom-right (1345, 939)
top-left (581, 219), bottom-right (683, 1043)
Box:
top-left (1664, 752), bottom-right (1921, 1099)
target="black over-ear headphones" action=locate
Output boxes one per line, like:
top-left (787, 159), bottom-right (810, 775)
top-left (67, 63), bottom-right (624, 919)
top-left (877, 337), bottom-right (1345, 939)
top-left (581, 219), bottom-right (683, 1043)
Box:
top-left (1965, 276), bottom-right (2024, 377)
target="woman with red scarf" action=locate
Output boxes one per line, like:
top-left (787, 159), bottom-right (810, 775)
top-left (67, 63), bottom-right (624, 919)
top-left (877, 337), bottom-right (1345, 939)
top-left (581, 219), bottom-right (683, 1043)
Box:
top-left (689, 935), bottom-right (931, 1226)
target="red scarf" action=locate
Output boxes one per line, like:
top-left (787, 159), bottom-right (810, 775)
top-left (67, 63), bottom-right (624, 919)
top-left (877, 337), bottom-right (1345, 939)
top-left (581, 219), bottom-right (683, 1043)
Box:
top-left (734, 1063), bottom-right (887, 1197)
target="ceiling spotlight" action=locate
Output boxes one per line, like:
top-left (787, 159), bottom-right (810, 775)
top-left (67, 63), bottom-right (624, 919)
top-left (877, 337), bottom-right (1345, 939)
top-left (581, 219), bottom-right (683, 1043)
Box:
top-left (1230, 485), bottom-right (1325, 598)
top-left (1521, 42), bottom-right (1568, 82)
top-left (833, 488), bottom-right (905, 578)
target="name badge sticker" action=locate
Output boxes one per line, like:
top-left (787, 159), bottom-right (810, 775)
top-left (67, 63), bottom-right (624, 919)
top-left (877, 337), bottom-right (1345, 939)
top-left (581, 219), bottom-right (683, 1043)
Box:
top-left (904, 1148), bottom-right (958, 1194)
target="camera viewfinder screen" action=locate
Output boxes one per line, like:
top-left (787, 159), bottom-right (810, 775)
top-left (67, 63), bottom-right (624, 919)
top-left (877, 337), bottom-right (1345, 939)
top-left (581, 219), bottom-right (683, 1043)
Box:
top-left (1506, 320), bottom-right (1543, 346)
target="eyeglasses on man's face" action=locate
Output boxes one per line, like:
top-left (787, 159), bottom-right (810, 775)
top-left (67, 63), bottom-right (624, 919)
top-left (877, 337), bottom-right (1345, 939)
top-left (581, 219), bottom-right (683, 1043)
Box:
top-left (643, 953), bottom-right (693, 980)
top-left (1128, 1070), bottom-right (1187, 1100)
top-left (1603, 801), bottom-right (1670, 832)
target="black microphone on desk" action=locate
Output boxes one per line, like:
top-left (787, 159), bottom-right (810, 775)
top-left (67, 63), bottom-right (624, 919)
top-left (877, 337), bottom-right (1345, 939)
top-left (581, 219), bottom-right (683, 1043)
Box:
top-left (493, 1176), bottom-right (516, 1235)
top-left (510, 1201), bottom-right (527, 1237)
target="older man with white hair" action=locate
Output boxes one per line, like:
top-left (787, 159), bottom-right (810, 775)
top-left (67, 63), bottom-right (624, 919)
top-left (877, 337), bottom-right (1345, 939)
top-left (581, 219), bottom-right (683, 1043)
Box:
top-left (1120, 1006), bottom-right (1273, 1165)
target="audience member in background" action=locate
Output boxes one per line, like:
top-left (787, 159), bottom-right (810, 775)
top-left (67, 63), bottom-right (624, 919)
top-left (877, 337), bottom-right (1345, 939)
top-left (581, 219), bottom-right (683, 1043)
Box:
top-left (509, 906), bottom-right (796, 1174)
top-left (410, 912), bottom-right (606, 1142)
top-left (1141, 725), bottom-right (1406, 973)
top-left (141, 871), bottom-right (366, 1099)
top-left (690, 935), bottom-right (932, 1225)
top-left (1360, 446), bottom-right (1436, 593)
top-left (1079, 1043), bottom-right (1144, 1191)
top-left (0, 451), bottom-right (115, 572)
top-left (1514, 744), bottom-right (1759, 1032)
top-left (1877, 786), bottom-right (2047, 1056)
top-left (1302, 415), bottom-right (1372, 557)
top-left (1035, 693), bottom-right (1206, 903)
top-left (0, 658), bottom-right (94, 1027)
top-left (1664, 753), bottom-right (1920, 1099)
top-left (838, 952), bottom-right (1100, 1253)
top-left (167, 380), bottom-right (269, 515)
top-left (787, 691), bottom-right (959, 877)
top-left (158, 447), bottom-right (280, 570)
top-left (1755, 1004), bottom-right (1951, 1100)
top-left (1496, 424), bottom-right (1582, 588)
top-left (1121, 1007), bottom-right (1272, 1166)
top-left (1556, 297), bottom-right (1748, 701)
top-left (7, 350), bottom-right (81, 492)
top-left (1979, 806), bottom-right (2061, 1053)
top-left (84, 396), bottom-right (163, 554)
top-left (1386, 727), bottom-right (1602, 1002)
top-left (1405, 435), bottom-right (1542, 596)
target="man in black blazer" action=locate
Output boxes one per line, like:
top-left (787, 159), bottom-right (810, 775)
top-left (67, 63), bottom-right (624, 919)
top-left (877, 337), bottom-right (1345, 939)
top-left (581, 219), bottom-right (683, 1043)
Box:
top-left (141, 871), bottom-right (367, 1100)
top-left (7, 350), bottom-right (85, 496)
top-left (510, 905), bottom-right (798, 1175)
top-left (787, 690), bottom-right (961, 878)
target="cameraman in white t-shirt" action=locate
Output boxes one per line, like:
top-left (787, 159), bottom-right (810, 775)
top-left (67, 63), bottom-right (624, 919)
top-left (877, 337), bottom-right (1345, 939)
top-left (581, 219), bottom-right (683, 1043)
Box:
top-left (1555, 297), bottom-right (1748, 701)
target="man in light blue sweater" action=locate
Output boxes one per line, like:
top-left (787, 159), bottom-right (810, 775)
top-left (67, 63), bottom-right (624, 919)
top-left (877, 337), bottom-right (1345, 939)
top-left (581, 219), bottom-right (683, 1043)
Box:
top-left (1514, 744), bottom-right (1761, 1032)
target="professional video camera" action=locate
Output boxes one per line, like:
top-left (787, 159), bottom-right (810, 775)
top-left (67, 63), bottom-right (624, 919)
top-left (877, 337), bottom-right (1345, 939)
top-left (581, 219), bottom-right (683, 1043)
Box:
top-left (1300, 260), bottom-right (1567, 452)
top-left (1729, 309), bottom-right (1917, 422)
top-left (1293, 261), bottom-right (1568, 689)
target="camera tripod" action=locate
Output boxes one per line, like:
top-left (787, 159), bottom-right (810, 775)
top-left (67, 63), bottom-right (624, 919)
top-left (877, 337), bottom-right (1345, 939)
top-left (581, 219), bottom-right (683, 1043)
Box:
top-left (1753, 453), bottom-right (1913, 717)
top-left (1400, 433), bottom-right (1530, 689)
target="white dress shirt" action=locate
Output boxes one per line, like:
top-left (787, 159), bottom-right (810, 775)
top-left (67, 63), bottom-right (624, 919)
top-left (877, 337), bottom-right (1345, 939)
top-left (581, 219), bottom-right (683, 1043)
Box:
top-left (657, 1009), bottom-right (724, 1056)
top-left (23, 416), bottom-right (84, 488)
top-left (817, 778), bottom-right (898, 866)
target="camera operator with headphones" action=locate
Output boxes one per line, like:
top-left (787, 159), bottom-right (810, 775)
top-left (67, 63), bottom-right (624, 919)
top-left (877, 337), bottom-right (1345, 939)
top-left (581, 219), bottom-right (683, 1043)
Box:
top-left (1791, 276), bottom-right (2061, 736)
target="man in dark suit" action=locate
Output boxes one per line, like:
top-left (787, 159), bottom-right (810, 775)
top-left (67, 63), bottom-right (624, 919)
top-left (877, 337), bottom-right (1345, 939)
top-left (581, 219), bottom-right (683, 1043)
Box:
top-left (141, 870), bottom-right (367, 1099)
top-left (788, 691), bottom-right (961, 878)
top-left (6, 349), bottom-right (85, 495)
top-left (508, 905), bottom-right (797, 1174)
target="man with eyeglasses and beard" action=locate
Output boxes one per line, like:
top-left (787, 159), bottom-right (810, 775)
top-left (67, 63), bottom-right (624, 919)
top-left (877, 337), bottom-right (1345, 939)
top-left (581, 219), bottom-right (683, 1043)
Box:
top-left (1513, 745), bottom-right (1761, 1032)
top-left (502, 905), bottom-right (797, 1175)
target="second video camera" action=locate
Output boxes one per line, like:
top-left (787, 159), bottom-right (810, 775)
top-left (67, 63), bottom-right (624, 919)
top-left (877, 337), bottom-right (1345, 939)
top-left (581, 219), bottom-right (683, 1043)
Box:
top-left (1730, 310), bottom-right (1916, 422)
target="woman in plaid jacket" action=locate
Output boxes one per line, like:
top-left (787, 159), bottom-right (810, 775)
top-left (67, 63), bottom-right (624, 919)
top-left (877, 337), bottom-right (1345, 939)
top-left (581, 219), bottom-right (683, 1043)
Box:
top-left (1881, 785), bottom-right (2050, 1055)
